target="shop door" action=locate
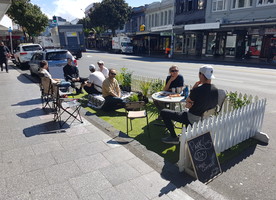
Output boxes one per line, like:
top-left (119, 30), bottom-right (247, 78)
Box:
top-left (183, 34), bottom-right (196, 55)
top-left (214, 33), bottom-right (226, 56)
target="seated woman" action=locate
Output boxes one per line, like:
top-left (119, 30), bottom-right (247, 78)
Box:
top-left (39, 60), bottom-right (71, 89)
top-left (154, 65), bottom-right (184, 115)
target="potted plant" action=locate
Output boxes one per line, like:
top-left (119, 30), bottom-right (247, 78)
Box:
top-left (120, 68), bottom-right (132, 92)
top-left (139, 80), bottom-right (152, 103)
top-left (150, 79), bottom-right (164, 94)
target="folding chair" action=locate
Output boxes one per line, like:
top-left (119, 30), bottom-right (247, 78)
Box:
top-left (125, 101), bottom-right (150, 137)
top-left (39, 74), bottom-right (55, 110)
top-left (53, 84), bottom-right (83, 128)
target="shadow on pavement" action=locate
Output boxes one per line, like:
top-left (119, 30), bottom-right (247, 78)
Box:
top-left (12, 98), bottom-right (41, 106)
top-left (23, 120), bottom-right (68, 137)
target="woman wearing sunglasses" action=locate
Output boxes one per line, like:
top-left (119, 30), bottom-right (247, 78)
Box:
top-left (163, 65), bottom-right (184, 92)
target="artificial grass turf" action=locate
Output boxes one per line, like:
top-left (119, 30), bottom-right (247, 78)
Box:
top-left (70, 93), bottom-right (259, 165)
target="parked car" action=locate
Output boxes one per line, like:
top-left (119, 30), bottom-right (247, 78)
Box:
top-left (29, 49), bottom-right (77, 79)
top-left (14, 43), bottom-right (43, 68)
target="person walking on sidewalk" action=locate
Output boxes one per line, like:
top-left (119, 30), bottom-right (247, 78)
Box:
top-left (0, 41), bottom-right (10, 73)
top-left (101, 68), bottom-right (125, 111)
top-left (83, 64), bottom-right (105, 95)
top-left (160, 65), bottom-right (218, 144)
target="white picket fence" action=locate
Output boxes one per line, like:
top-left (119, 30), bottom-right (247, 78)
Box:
top-left (178, 93), bottom-right (267, 172)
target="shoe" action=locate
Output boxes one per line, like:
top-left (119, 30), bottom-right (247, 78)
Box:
top-left (161, 136), bottom-right (179, 144)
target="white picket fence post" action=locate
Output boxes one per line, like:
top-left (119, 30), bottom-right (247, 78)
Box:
top-left (178, 92), bottom-right (267, 172)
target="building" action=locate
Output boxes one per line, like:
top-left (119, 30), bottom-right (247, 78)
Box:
top-left (204, 0), bottom-right (276, 60)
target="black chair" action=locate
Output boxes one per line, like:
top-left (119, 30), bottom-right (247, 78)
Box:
top-left (125, 101), bottom-right (150, 137)
top-left (53, 84), bottom-right (83, 128)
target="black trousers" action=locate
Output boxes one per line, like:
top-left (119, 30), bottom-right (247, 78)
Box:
top-left (101, 96), bottom-right (125, 111)
top-left (0, 58), bottom-right (8, 72)
top-left (83, 85), bottom-right (101, 95)
top-left (160, 109), bottom-right (192, 138)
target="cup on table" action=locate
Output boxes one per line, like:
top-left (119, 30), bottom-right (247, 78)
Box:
top-left (171, 88), bottom-right (176, 93)
top-left (176, 87), bottom-right (182, 94)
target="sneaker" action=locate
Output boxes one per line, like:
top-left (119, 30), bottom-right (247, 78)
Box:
top-left (161, 136), bottom-right (179, 144)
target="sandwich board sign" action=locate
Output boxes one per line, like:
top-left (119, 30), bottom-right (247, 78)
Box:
top-left (187, 132), bottom-right (221, 183)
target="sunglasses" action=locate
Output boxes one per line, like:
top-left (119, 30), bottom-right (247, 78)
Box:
top-left (110, 73), bottom-right (116, 75)
top-left (170, 70), bottom-right (179, 72)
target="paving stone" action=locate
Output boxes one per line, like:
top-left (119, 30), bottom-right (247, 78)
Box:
top-left (44, 161), bottom-right (82, 184)
top-left (115, 181), bottom-right (149, 200)
top-left (32, 141), bottom-right (64, 155)
top-left (6, 193), bottom-right (32, 200)
top-left (78, 141), bottom-right (110, 156)
top-left (130, 171), bottom-right (176, 199)
top-left (40, 131), bottom-right (70, 142)
top-left (51, 148), bottom-right (87, 164)
top-left (59, 135), bottom-right (89, 149)
top-left (65, 125), bottom-right (91, 137)
top-left (5, 169), bottom-right (49, 198)
top-left (152, 195), bottom-right (172, 200)
top-left (75, 153), bottom-right (111, 173)
top-left (126, 157), bottom-right (154, 175)
top-left (0, 161), bottom-right (24, 178)
top-left (21, 153), bottom-right (56, 172)
top-left (167, 188), bottom-right (194, 200)
top-left (102, 146), bottom-right (136, 163)
top-left (0, 178), bottom-right (7, 199)
top-left (69, 170), bottom-right (112, 198)
top-left (99, 162), bottom-right (140, 186)
top-left (82, 131), bottom-right (111, 143)
top-left (31, 182), bottom-right (78, 200)
top-left (98, 186), bottom-right (124, 200)
top-left (2, 146), bottom-right (35, 162)
top-left (80, 193), bottom-right (103, 200)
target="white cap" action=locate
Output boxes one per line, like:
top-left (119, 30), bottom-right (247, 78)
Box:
top-left (97, 60), bottom-right (104, 64)
top-left (199, 65), bottom-right (215, 80)
top-left (89, 64), bottom-right (96, 70)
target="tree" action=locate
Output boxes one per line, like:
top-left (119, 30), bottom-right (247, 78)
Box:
top-left (88, 0), bottom-right (131, 36)
top-left (7, 0), bottom-right (48, 42)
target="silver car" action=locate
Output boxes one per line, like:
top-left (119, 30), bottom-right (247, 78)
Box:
top-left (29, 49), bottom-right (77, 79)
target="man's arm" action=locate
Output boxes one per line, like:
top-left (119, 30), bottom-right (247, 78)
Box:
top-left (185, 97), bottom-right (194, 109)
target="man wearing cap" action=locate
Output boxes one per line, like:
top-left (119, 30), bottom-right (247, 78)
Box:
top-left (160, 65), bottom-right (218, 144)
top-left (97, 60), bottom-right (109, 78)
top-left (83, 64), bottom-right (105, 94)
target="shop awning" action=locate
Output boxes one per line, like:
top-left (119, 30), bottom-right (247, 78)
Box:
top-left (184, 22), bottom-right (220, 31)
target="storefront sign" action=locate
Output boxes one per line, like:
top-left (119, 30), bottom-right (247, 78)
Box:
top-left (265, 28), bottom-right (276, 35)
top-left (185, 22), bottom-right (220, 31)
top-left (160, 32), bottom-right (172, 36)
top-left (66, 32), bottom-right (77, 37)
top-left (151, 24), bottom-right (173, 32)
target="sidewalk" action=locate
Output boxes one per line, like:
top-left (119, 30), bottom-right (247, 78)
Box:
top-left (0, 67), bottom-right (201, 199)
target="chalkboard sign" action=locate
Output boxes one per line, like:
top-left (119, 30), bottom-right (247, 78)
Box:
top-left (187, 132), bottom-right (221, 183)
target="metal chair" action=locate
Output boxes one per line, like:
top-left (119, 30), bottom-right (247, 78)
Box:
top-left (53, 84), bottom-right (83, 128)
top-left (202, 89), bottom-right (227, 119)
top-left (125, 101), bottom-right (150, 137)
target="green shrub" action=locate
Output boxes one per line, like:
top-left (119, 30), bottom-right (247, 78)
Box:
top-left (150, 79), bottom-right (164, 94)
top-left (128, 93), bottom-right (139, 102)
top-left (120, 67), bottom-right (133, 87)
top-left (139, 80), bottom-right (152, 97)
top-left (227, 92), bottom-right (251, 109)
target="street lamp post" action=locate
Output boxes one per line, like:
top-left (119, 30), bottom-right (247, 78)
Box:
top-left (8, 27), bottom-right (13, 53)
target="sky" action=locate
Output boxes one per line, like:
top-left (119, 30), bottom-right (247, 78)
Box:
top-left (30, 0), bottom-right (156, 22)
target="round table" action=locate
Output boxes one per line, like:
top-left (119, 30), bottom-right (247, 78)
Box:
top-left (152, 91), bottom-right (186, 111)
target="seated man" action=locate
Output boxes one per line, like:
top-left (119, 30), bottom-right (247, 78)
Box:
top-left (160, 65), bottom-right (218, 144)
top-left (63, 58), bottom-right (87, 94)
top-left (83, 64), bottom-right (105, 95)
top-left (101, 68), bottom-right (125, 111)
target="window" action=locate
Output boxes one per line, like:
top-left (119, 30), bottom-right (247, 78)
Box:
top-left (155, 13), bottom-right (158, 26)
top-left (168, 10), bottom-right (172, 24)
top-left (198, 0), bottom-right (205, 9)
top-left (188, 0), bottom-right (193, 11)
top-left (148, 15), bottom-right (151, 28)
top-left (151, 14), bottom-right (154, 27)
top-left (232, 0), bottom-right (253, 9)
top-left (257, 0), bottom-right (276, 5)
top-left (161, 12), bottom-right (164, 26)
top-left (164, 11), bottom-right (168, 25)
top-left (212, 0), bottom-right (227, 11)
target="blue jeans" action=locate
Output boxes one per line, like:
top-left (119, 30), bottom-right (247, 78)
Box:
top-left (101, 96), bottom-right (125, 111)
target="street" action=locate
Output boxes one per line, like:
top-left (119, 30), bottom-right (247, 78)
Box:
top-left (75, 50), bottom-right (276, 200)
